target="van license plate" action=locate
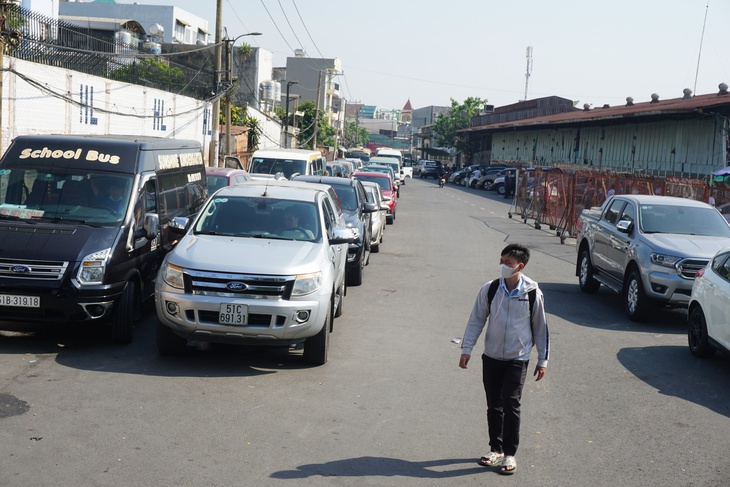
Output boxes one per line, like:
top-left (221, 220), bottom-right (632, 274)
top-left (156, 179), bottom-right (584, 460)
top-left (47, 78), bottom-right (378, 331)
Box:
top-left (0, 295), bottom-right (40, 308)
top-left (219, 303), bottom-right (247, 325)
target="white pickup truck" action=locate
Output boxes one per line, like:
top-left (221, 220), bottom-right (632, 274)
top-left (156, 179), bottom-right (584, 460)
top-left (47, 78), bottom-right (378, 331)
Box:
top-left (575, 194), bottom-right (730, 321)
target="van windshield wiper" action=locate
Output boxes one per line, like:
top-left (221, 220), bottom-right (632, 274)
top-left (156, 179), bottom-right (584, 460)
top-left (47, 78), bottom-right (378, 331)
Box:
top-left (44, 217), bottom-right (101, 227)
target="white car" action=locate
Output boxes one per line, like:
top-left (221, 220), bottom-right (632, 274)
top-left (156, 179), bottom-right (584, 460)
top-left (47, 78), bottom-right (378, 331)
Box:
top-left (360, 181), bottom-right (386, 253)
top-left (688, 246), bottom-right (730, 358)
top-left (155, 181), bottom-right (354, 365)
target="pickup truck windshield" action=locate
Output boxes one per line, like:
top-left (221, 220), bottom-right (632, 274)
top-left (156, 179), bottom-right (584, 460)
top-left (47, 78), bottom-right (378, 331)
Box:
top-left (639, 204), bottom-right (730, 237)
top-left (195, 196), bottom-right (320, 241)
top-left (0, 167), bottom-right (132, 225)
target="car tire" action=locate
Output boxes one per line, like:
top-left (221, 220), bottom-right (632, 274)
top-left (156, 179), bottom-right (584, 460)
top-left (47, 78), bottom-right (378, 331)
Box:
top-left (156, 319), bottom-right (188, 355)
top-left (347, 252), bottom-right (364, 286)
top-left (303, 300), bottom-right (330, 365)
top-left (688, 306), bottom-right (716, 358)
top-left (334, 280), bottom-right (345, 318)
top-left (495, 184), bottom-right (505, 196)
top-left (578, 248), bottom-right (600, 293)
top-left (624, 269), bottom-right (650, 322)
top-left (371, 239), bottom-right (380, 253)
top-left (111, 281), bottom-right (136, 344)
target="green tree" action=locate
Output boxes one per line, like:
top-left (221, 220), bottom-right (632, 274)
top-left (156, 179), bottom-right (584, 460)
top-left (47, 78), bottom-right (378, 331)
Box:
top-left (110, 58), bottom-right (186, 91)
top-left (294, 101), bottom-right (336, 149)
top-left (343, 121), bottom-right (369, 147)
top-left (433, 97), bottom-right (485, 157)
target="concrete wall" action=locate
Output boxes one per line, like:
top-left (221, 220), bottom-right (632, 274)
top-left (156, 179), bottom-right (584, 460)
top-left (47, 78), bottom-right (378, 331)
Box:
top-left (1, 57), bottom-right (281, 163)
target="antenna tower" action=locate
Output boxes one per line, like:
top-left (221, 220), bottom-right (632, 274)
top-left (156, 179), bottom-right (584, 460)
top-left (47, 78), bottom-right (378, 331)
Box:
top-left (523, 46), bottom-right (533, 102)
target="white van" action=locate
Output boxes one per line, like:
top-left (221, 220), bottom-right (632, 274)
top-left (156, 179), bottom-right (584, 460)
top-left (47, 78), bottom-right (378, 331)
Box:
top-left (375, 148), bottom-right (410, 179)
top-left (249, 148), bottom-right (325, 180)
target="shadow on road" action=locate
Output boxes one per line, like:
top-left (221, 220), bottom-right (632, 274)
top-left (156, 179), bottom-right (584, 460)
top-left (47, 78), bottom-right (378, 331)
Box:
top-left (617, 345), bottom-right (730, 418)
top-left (270, 456), bottom-right (487, 480)
top-left (0, 310), bottom-right (320, 378)
top-left (539, 282), bottom-right (687, 333)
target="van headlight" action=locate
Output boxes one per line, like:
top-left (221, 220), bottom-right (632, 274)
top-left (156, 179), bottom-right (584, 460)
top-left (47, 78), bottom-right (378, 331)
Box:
top-left (77, 249), bottom-right (111, 285)
top-left (292, 272), bottom-right (322, 296)
top-left (162, 263), bottom-right (185, 289)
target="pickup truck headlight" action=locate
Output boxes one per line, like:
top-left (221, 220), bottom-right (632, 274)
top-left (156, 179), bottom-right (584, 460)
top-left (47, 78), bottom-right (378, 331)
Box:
top-left (292, 272), bottom-right (322, 296)
top-left (77, 248), bottom-right (111, 285)
top-left (162, 263), bottom-right (185, 289)
top-left (650, 253), bottom-right (682, 268)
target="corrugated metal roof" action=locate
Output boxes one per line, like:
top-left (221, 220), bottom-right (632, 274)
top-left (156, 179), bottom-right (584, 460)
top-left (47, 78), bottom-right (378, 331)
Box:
top-left (463, 90), bottom-right (730, 132)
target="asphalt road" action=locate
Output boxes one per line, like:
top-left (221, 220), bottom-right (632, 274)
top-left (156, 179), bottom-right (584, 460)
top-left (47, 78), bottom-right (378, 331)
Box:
top-left (2, 177), bottom-right (729, 487)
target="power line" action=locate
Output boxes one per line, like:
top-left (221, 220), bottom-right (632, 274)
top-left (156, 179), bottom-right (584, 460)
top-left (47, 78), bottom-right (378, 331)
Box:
top-left (277, 0), bottom-right (306, 51)
top-left (259, 0), bottom-right (295, 54)
top-left (291, 0), bottom-right (324, 58)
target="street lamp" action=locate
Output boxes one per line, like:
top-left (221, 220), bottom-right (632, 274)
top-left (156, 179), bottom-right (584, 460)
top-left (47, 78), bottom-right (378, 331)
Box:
top-left (284, 80), bottom-right (298, 148)
top-left (222, 32), bottom-right (262, 161)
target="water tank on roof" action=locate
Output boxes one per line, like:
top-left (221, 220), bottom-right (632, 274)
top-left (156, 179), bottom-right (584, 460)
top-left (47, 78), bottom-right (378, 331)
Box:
top-left (142, 41), bottom-right (161, 54)
top-left (260, 80), bottom-right (280, 102)
top-left (115, 31), bottom-right (133, 46)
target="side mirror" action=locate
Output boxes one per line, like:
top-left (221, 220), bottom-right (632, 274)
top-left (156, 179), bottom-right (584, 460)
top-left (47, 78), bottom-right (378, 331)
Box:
top-left (616, 219), bottom-right (633, 233)
top-left (380, 203), bottom-right (389, 211)
top-left (362, 201), bottom-right (378, 213)
top-left (169, 216), bottom-right (189, 235)
top-left (330, 227), bottom-right (357, 245)
top-left (134, 212), bottom-right (159, 239)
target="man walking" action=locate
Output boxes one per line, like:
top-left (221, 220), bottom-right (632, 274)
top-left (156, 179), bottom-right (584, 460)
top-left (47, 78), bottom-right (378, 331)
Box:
top-left (458, 243), bottom-right (550, 475)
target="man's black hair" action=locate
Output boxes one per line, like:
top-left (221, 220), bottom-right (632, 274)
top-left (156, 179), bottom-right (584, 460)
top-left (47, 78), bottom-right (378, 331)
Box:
top-left (501, 243), bottom-right (530, 265)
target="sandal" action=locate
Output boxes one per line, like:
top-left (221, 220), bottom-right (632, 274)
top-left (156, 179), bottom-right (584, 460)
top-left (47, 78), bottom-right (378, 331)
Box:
top-left (499, 456), bottom-right (516, 475)
top-left (478, 451), bottom-right (504, 467)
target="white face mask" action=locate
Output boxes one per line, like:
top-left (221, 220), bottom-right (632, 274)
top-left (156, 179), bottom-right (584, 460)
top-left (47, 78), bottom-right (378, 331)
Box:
top-left (500, 263), bottom-right (519, 279)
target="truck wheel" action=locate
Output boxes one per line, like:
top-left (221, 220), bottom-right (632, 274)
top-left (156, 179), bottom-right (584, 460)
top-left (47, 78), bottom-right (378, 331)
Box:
top-left (578, 249), bottom-right (600, 293)
top-left (303, 302), bottom-right (330, 365)
top-left (688, 306), bottom-right (716, 358)
top-left (111, 281), bottom-right (136, 344)
top-left (156, 319), bottom-right (188, 355)
top-left (624, 270), bottom-right (650, 322)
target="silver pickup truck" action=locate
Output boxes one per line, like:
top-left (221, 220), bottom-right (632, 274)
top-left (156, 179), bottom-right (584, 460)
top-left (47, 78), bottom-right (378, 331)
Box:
top-left (575, 194), bottom-right (730, 321)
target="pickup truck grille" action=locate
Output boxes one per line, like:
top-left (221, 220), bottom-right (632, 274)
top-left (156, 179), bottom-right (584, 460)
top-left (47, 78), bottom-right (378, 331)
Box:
top-left (677, 259), bottom-right (709, 279)
top-left (185, 269), bottom-right (295, 299)
top-left (0, 257), bottom-right (69, 280)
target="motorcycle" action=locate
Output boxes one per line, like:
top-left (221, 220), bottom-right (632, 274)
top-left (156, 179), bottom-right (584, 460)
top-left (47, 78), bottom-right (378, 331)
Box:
top-left (438, 174), bottom-right (446, 188)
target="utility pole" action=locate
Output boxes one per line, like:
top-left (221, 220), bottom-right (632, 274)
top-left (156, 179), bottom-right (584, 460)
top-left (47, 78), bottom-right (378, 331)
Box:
top-left (312, 70), bottom-right (323, 149)
top-left (284, 80), bottom-right (298, 148)
top-left (207, 0), bottom-right (223, 166)
top-left (0, 1), bottom-right (19, 155)
top-left (223, 32), bottom-right (261, 156)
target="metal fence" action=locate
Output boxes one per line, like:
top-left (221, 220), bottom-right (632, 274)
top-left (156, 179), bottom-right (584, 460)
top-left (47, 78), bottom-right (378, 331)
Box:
top-left (5, 5), bottom-right (215, 100)
top-left (509, 168), bottom-right (724, 243)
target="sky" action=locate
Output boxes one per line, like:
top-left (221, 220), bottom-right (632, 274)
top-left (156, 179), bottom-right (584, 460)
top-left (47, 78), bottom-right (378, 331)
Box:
top-left (126, 0), bottom-right (729, 111)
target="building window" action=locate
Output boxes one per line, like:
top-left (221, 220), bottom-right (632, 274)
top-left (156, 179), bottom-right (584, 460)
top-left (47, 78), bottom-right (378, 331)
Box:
top-left (174, 20), bottom-right (186, 43)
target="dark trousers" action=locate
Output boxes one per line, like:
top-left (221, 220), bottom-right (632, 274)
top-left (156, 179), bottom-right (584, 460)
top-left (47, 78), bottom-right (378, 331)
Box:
top-left (482, 354), bottom-right (530, 456)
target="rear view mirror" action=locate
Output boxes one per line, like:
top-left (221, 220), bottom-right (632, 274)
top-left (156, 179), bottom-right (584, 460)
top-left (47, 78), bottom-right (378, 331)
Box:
top-left (169, 216), bottom-right (189, 235)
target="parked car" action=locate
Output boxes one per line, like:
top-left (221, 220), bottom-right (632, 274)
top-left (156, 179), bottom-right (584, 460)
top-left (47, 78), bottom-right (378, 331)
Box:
top-left (418, 160), bottom-right (443, 179)
top-left (293, 175), bottom-right (377, 286)
top-left (360, 163), bottom-right (399, 196)
top-left (206, 167), bottom-right (251, 193)
top-left (476, 167), bottom-right (514, 189)
top-left (370, 156), bottom-right (404, 188)
top-left (449, 165), bottom-right (478, 186)
top-left (360, 181), bottom-right (387, 253)
top-left (687, 246), bottom-right (730, 358)
top-left (155, 180), bottom-right (354, 365)
top-left (353, 171), bottom-right (397, 223)
top-left (326, 162), bottom-right (345, 178)
top-left (576, 194), bottom-right (730, 321)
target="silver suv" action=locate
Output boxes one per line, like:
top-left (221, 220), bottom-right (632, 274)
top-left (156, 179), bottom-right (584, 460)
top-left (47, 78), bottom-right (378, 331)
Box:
top-left (155, 180), bottom-right (354, 364)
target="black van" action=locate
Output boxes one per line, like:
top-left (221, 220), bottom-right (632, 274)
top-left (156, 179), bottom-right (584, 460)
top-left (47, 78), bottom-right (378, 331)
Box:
top-left (0, 135), bottom-right (207, 342)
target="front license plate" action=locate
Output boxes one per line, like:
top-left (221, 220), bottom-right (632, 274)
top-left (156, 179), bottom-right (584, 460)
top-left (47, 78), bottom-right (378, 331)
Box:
top-left (0, 294), bottom-right (40, 308)
top-left (219, 303), bottom-right (247, 325)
